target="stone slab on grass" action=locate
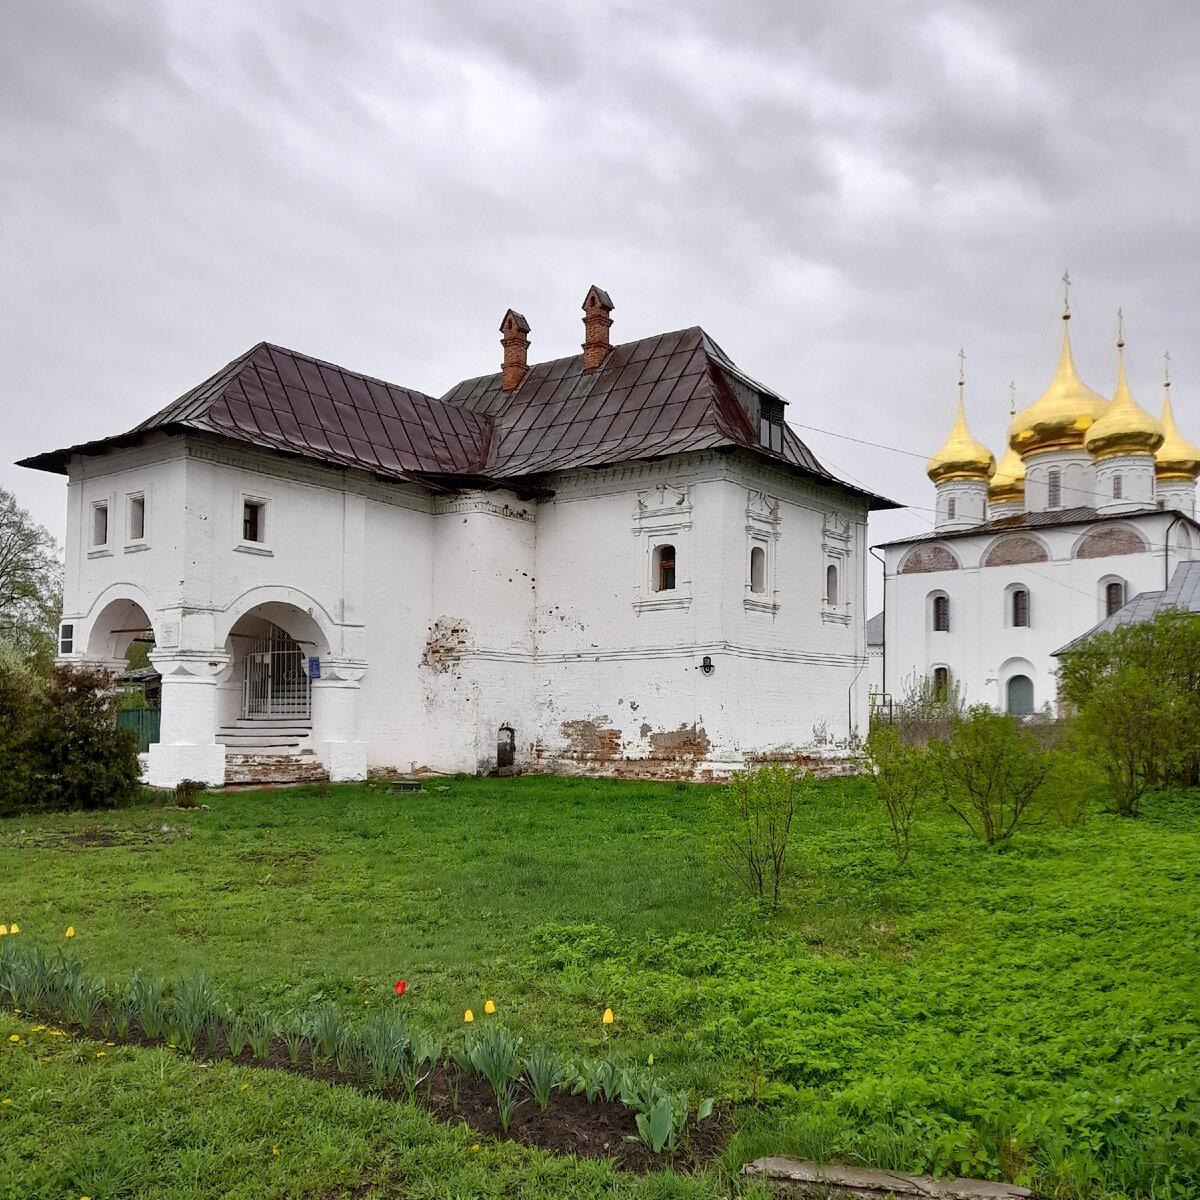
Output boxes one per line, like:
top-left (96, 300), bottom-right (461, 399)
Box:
top-left (740, 1158), bottom-right (1032, 1200)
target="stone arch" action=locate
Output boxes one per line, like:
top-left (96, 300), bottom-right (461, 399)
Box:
top-left (982, 535), bottom-right (1049, 568)
top-left (1073, 525), bottom-right (1148, 559)
top-left (216, 586), bottom-right (336, 657)
top-left (999, 656), bottom-right (1037, 715)
top-left (900, 543), bottom-right (961, 574)
top-left (83, 586), bottom-right (161, 662)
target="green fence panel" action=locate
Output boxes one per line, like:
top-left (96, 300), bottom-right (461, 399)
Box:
top-left (117, 708), bottom-right (160, 753)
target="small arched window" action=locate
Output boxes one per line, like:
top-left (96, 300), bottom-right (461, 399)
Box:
top-left (1113, 474), bottom-right (1123, 500)
top-left (1012, 588), bottom-right (1030, 628)
top-left (932, 594), bottom-right (950, 632)
top-left (654, 544), bottom-right (676, 592)
top-left (826, 564), bottom-right (839, 606)
top-left (1105, 580), bottom-right (1125, 617)
top-left (1047, 468), bottom-right (1062, 509)
top-left (932, 666), bottom-right (950, 701)
top-left (750, 546), bottom-right (766, 593)
top-left (947, 497), bottom-right (956, 520)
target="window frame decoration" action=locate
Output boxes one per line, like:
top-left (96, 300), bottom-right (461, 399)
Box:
top-left (236, 492), bottom-right (274, 555)
top-left (632, 484), bottom-right (692, 613)
top-left (744, 490), bottom-right (780, 614)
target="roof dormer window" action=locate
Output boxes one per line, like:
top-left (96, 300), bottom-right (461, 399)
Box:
top-left (760, 397), bottom-right (784, 453)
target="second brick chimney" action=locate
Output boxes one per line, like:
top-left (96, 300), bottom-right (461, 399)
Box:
top-left (581, 285), bottom-right (614, 371)
top-left (500, 309), bottom-right (531, 391)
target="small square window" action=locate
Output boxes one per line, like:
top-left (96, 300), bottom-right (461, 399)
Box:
top-left (91, 503), bottom-right (109, 548)
top-left (128, 494), bottom-right (145, 541)
top-left (243, 500), bottom-right (266, 543)
top-left (59, 623), bottom-right (74, 654)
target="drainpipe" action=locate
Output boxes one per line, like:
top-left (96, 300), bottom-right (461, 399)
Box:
top-left (1164, 514), bottom-right (1184, 589)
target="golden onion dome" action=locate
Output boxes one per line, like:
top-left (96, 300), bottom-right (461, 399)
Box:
top-left (988, 445), bottom-right (1026, 503)
top-left (927, 395), bottom-right (995, 484)
top-left (1009, 319), bottom-right (1108, 455)
top-left (1155, 390), bottom-right (1200, 480)
top-left (1084, 353), bottom-right (1163, 460)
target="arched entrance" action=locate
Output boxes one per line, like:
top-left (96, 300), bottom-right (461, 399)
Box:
top-left (1006, 674), bottom-right (1034, 715)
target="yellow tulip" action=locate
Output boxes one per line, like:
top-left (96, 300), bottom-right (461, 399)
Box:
top-left (647, 1054), bottom-right (654, 1066)
top-left (9, 1035), bottom-right (19, 1043)
top-left (464, 1009), bottom-right (474, 1023)
top-left (1, 1099), bottom-right (10, 1105)
top-left (602, 1008), bottom-right (614, 1026)
top-left (484, 999), bottom-right (496, 1015)
top-left (8, 924), bottom-right (16, 935)
top-left (65, 926), bottom-right (75, 938)
top-left (0, 925), bottom-right (7, 936)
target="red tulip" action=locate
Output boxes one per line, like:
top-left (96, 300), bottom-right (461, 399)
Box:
top-left (394, 980), bottom-right (407, 995)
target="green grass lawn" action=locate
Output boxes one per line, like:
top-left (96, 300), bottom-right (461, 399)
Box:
top-left (1, 774), bottom-right (1198, 1199)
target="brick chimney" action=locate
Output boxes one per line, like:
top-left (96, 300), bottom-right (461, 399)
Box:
top-left (500, 309), bottom-right (531, 391)
top-left (581, 285), bottom-right (614, 372)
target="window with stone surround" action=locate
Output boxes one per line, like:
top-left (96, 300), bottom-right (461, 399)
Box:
top-left (1012, 587), bottom-right (1029, 628)
top-left (654, 544), bottom-right (676, 592)
top-left (1105, 579), bottom-right (1125, 617)
top-left (932, 665), bottom-right (950, 700)
top-left (826, 563), bottom-right (839, 606)
top-left (90, 502), bottom-right (109, 549)
top-left (237, 493), bottom-right (273, 554)
top-left (632, 484), bottom-right (692, 612)
top-left (750, 546), bottom-right (766, 593)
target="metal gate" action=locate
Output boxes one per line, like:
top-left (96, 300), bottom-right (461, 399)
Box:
top-left (240, 623), bottom-right (311, 719)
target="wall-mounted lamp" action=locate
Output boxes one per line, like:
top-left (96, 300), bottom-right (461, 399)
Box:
top-left (699, 655), bottom-right (714, 676)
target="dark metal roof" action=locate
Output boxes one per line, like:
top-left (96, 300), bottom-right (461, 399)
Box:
top-left (1053, 560), bottom-right (1200, 654)
top-left (865, 612), bottom-right (884, 646)
top-left (18, 329), bottom-right (896, 509)
top-left (874, 506), bottom-right (1194, 549)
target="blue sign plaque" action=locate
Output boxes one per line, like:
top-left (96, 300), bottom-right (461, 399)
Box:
top-left (307, 657), bottom-right (321, 680)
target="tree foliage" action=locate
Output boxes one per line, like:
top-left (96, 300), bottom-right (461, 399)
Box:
top-left (0, 485), bottom-right (62, 668)
top-left (1057, 608), bottom-right (1200, 815)
top-left (707, 762), bottom-right (810, 912)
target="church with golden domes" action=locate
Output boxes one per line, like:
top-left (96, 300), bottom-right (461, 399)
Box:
top-left (875, 301), bottom-right (1200, 715)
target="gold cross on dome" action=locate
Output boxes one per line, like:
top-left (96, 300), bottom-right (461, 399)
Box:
top-left (957, 347), bottom-right (966, 386)
top-left (1062, 269), bottom-right (1072, 315)
top-left (1009, 380), bottom-right (1016, 416)
top-left (1164, 348), bottom-right (1171, 387)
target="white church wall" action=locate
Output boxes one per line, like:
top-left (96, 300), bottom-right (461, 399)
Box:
top-left (883, 514), bottom-right (1197, 714)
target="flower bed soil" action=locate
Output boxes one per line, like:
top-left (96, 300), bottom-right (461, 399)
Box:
top-left (12, 1010), bottom-right (727, 1174)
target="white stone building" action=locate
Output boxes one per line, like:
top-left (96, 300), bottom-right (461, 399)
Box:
top-left (20, 289), bottom-right (892, 786)
top-left (877, 308), bottom-right (1200, 715)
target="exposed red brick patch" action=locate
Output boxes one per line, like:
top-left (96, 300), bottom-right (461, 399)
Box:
top-left (1075, 527), bottom-right (1147, 558)
top-left (648, 723), bottom-right (711, 758)
top-left (899, 545), bottom-right (959, 573)
top-left (420, 617), bottom-right (470, 673)
top-left (983, 536), bottom-right (1048, 567)
top-left (560, 717), bottom-right (623, 758)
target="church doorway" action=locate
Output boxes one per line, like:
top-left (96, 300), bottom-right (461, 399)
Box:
top-left (239, 622), bottom-right (311, 719)
top-left (1006, 674), bottom-right (1034, 716)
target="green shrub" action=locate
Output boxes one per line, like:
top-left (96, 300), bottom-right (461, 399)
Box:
top-left (32, 662), bottom-right (140, 812)
top-left (862, 726), bottom-right (934, 866)
top-left (707, 762), bottom-right (810, 912)
top-left (0, 644), bottom-right (41, 816)
top-left (931, 707), bottom-right (1058, 844)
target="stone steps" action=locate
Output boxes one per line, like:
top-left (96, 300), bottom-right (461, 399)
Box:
top-left (217, 720), bottom-right (312, 752)
top-left (223, 750), bottom-right (328, 785)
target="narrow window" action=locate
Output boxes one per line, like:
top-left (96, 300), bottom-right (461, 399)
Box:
top-left (243, 500), bottom-right (265, 543)
top-left (1047, 469), bottom-right (1062, 509)
top-left (947, 497), bottom-right (956, 520)
top-left (92, 503), bottom-right (109, 547)
top-left (1012, 588), bottom-right (1029, 628)
top-left (750, 546), bottom-right (766, 593)
top-left (1105, 580), bottom-right (1125, 617)
top-left (129, 495), bottom-right (145, 541)
top-left (1157, 498), bottom-right (1166, 510)
top-left (826, 564), bottom-right (839, 606)
top-left (933, 666), bottom-right (949, 701)
top-left (1113, 475), bottom-right (1123, 500)
top-left (59, 623), bottom-right (74, 654)
top-left (655, 544), bottom-right (676, 592)
top-left (759, 398), bottom-right (785, 454)
top-left (933, 594), bottom-right (950, 632)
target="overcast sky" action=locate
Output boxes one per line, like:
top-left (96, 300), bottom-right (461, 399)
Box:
top-left (4, 0), bottom-right (1198, 611)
